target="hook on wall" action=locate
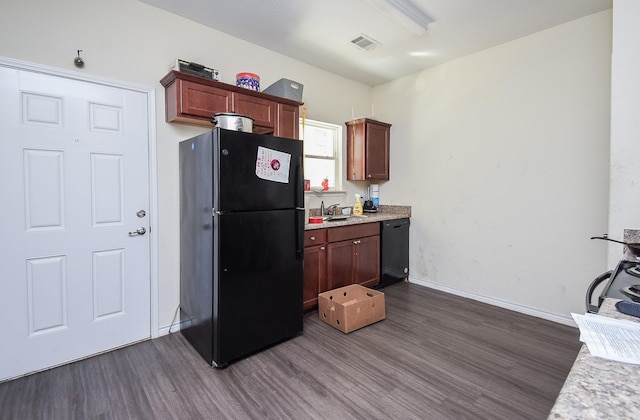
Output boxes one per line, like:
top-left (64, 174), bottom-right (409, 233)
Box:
top-left (74, 50), bottom-right (84, 68)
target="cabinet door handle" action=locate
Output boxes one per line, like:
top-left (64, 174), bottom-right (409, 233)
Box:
top-left (310, 236), bottom-right (315, 241)
top-left (353, 240), bottom-right (361, 245)
top-left (320, 246), bottom-right (325, 250)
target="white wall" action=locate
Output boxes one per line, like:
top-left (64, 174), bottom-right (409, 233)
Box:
top-left (0, 0), bottom-right (372, 331)
top-left (609, 0), bottom-right (640, 267)
top-left (373, 11), bottom-right (612, 319)
top-left (0, 0), bottom-right (616, 327)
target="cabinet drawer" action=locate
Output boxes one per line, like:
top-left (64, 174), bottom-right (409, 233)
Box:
top-left (305, 229), bottom-right (327, 246)
top-left (327, 223), bottom-right (379, 243)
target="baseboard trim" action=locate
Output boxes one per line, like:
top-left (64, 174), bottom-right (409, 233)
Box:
top-left (408, 276), bottom-right (577, 328)
top-left (158, 320), bottom-right (187, 337)
top-left (158, 280), bottom-right (577, 334)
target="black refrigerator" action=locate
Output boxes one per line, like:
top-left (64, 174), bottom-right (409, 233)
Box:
top-left (179, 128), bottom-right (304, 368)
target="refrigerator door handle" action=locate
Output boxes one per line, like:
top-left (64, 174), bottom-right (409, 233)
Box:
top-left (295, 209), bottom-right (304, 259)
top-left (294, 154), bottom-right (304, 260)
top-left (294, 155), bottom-right (304, 209)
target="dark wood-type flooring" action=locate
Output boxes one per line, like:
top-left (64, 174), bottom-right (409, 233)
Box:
top-left (0, 282), bottom-right (581, 420)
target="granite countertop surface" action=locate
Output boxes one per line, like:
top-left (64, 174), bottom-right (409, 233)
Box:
top-left (304, 205), bottom-right (411, 230)
top-left (547, 298), bottom-right (640, 419)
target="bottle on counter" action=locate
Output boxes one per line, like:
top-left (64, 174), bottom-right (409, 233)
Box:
top-left (353, 194), bottom-right (363, 216)
top-left (370, 184), bottom-right (379, 208)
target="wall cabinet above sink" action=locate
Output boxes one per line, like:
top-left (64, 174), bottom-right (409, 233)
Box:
top-left (160, 71), bottom-right (303, 139)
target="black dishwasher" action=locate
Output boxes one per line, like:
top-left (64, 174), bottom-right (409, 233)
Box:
top-left (378, 218), bottom-right (410, 288)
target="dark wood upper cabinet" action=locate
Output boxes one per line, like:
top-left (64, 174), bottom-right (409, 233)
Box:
top-left (166, 79), bottom-right (232, 123)
top-left (346, 118), bottom-right (391, 180)
top-left (161, 71), bottom-right (302, 139)
top-left (233, 92), bottom-right (275, 131)
top-left (275, 103), bottom-right (299, 139)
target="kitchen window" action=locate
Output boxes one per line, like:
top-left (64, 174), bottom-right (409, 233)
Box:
top-left (300, 118), bottom-right (342, 191)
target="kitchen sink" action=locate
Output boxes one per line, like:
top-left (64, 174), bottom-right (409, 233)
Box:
top-left (323, 215), bottom-right (351, 221)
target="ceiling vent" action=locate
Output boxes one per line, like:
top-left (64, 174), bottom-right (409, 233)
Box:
top-left (350, 34), bottom-right (380, 51)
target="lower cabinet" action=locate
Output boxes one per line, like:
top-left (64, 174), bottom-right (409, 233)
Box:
top-left (304, 223), bottom-right (380, 311)
top-left (327, 224), bottom-right (380, 290)
top-left (303, 229), bottom-right (327, 311)
top-left (350, 235), bottom-right (380, 288)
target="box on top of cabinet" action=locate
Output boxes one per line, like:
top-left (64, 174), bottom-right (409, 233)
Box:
top-left (263, 78), bottom-right (303, 102)
top-left (318, 285), bottom-right (385, 333)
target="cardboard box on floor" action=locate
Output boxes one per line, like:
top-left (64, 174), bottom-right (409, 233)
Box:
top-left (318, 284), bottom-right (385, 333)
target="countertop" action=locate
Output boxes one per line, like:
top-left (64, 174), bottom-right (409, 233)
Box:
top-left (304, 205), bottom-right (411, 230)
top-left (547, 298), bottom-right (640, 419)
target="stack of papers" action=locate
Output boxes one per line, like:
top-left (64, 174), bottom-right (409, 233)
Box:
top-left (572, 313), bottom-right (640, 364)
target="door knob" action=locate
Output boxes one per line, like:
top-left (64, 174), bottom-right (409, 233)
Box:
top-left (128, 227), bottom-right (146, 236)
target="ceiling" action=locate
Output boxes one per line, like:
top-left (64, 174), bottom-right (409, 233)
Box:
top-left (141, 0), bottom-right (612, 87)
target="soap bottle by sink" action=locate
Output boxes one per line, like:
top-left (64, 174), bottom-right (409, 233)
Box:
top-left (353, 194), bottom-right (363, 216)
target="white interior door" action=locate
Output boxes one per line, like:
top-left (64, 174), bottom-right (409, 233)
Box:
top-left (0, 67), bottom-right (151, 381)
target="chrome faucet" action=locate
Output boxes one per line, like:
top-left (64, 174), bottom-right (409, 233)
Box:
top-left (326, 204), bottom-right (340, 216)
